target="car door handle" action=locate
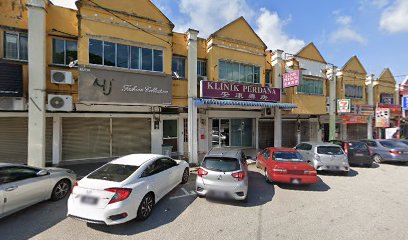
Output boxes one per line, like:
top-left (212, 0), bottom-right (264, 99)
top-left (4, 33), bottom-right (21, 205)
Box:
top-left (5, 186), bottom-right (18, 191)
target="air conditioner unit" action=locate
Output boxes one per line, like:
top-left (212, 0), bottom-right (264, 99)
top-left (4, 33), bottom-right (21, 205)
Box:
top-left (47, 94), bottom-right (73, 112)
top-left (0, 97), bottom-right (27, 111)
top-left (263, 108), bottom-right (273, 117)
top-left (51, 70), bottom-right (74, 84)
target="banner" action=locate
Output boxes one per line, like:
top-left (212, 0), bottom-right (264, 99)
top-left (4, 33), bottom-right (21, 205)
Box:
top-left (375, 108), bottom-right (390, 128)
top-left (283, 70), bottom-right (301, 88)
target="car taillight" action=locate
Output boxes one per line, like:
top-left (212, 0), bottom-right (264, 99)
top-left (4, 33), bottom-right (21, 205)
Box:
top-left (197, 168), bottom-right (208, 177)
top-left (389, 150), bottom-right (402, 154)
top-left (367, 146), bottom-right (372, 156)
top-left (304, 170), bottom-right (317, 175)
top-left (344, 143), bottom-right (348, 155)
top-left (231, 171), bottom-right (245, 181)
top-left (272, 168), bottom-right (287, 174)
top-left (105, 188), bottom-right (132, 204)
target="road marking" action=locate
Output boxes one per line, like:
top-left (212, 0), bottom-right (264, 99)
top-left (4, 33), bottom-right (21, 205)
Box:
top-left (169, 187), bottom-right (196, 200)
top-left (181, 187), bottom-right (189, 195)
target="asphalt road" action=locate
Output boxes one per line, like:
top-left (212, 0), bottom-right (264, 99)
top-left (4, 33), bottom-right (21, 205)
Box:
top-left (1, 163), bottom-right (407, 240)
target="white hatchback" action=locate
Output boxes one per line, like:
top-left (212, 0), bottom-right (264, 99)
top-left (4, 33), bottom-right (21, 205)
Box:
top-left (67, 154), bottom-right (189, 225)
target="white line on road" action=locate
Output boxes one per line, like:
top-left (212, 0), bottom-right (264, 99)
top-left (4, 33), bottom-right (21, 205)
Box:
top-left (169, 187), bottom-right (197, 200)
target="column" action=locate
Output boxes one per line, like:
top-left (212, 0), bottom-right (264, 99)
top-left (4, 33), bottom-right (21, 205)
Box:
top-left (187, 29), bottom-right (199, 164)
top-left (272, 50), bottom-right (283, 147)
top-left (27, 0), bottom-right (47, 167)
top-left (341, 124), bottom-right (347, 140)
top-left (52, 116), bottom-right (62, 165)
top-left (366, 74), bottom-right (374, 139)
top-left (329, 66), bottom-right (337, 141)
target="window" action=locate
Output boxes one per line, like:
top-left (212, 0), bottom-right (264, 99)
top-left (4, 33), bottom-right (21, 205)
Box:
top-left (87, 163), bottom-right (139, 182)
top-left (0, 167), bottom-right (39, 184)
top-left (218, 60), bottom-right (260, 83)
top-left (88, 39), bottom-right (163, 72)
top-left (379, 141), bottom-right (405, 148)
top-left (295, 143), bottom-right (312, 151)
top-left (273, 152), bottom-right (305, 162)
top-left (316, 146), bottom-right (344, 155)
top-left (158, 158), bottom-right (178, 170)
top-left (297, 78), bottom-right (323, 95)
top-left (265, 70), bottom-right (271, 84)
top-left (364, 140), bottom-right (377, 147)
top-left (202, 157), bottom-right (241, 172)
top-left (197, 60), bottom-right (207, 76)
top-left (52, 39), bottom-right (78, 65)
top-left (4, 32), bottom-right (28, 61)
top-left (345, 85), bottom-right (363, 99)
top-left (380, 93), bottom-right (394, 104)
top-left (263, 149), bottom-right (271, 160)
top-left (172, 56), bottom-right (186, 79)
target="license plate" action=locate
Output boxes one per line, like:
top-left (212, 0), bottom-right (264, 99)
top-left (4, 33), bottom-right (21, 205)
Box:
top-left (210, 190), bottom-right (228, 199)
top-left (291, 179), bottom-right (301, 184)
top-left (355, 153), bottom-right (364, 156)
top-left (81, 196), bottom-right (98, 205)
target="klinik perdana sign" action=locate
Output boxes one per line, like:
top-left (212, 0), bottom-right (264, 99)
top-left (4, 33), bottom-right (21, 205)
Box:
top-left (200, 80), bottom-right (281, 102)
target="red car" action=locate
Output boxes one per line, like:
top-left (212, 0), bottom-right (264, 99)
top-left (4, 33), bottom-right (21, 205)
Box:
top-left (256, 147), bottom-right (318, 185)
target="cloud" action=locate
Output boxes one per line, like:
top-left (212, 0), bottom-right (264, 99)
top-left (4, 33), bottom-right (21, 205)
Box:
top-left (380, 0), bottom-right (408, 33)
top-left (50, 0), bottom-right (77, 9)
top-left (255, 8), bottom-right (305, 53)
top-left (330, 15), bottom-right (366, 44)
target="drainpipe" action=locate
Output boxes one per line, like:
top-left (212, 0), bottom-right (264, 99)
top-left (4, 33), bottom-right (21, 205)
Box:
top-left (272, 50), bottom-right (283, 147)
top-left (187, 29), bottom-right (199, 164)
top-left (27, 0), bottom-right (47, 167)
top-left (366, 74), bottom-right (374, 139)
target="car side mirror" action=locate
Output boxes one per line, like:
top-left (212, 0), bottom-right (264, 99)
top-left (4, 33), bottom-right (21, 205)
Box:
top-left (37, 170), bottom-right (49, 176)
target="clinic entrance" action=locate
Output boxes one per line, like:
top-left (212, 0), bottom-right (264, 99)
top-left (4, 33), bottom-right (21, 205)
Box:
top-left (211, 118), bottom-right (254, 148)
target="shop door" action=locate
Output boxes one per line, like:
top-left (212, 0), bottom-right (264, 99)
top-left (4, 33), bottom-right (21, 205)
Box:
top-left (300, 121), bottom-right (310, 142)
top-left (163, 120), bottom-right (178, 154)
top-left (282, 121), bottom-right (297, 147)
top-left (112, 118), bottom-right (151, 156)
top-left (231, 119), bottom-right (253, 147)
top-left (347, 124), bottom-right (367, 140)
top-left (259, 120), bottom-right (274, 149)
top-left (212, 119), bottom-right (230, 147)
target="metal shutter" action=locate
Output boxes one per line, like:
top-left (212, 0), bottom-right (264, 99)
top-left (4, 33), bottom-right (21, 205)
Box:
top-left (258, 119), bottom-right (274, 149)
top-left (112, 118), bottom-right (151, 156)
top-left (347, 124), bottom-right (367, 140)
top-left (45, 118), bottom-right (53, 162)
top-left (282, 121), bottom-right (297, 147)
top-left (300, 121), bottom-right (310, 142)
top-left (62, 118), bottom-right (111, 161)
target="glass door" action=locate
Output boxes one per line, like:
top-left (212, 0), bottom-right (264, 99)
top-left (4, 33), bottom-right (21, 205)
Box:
top-left (231, 119), bottom-right (253, 147)
top-left (212, 119), bottom-right (230, 147)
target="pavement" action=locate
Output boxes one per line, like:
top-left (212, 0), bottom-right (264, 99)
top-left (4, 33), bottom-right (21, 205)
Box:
top-left (1, 162), bottom-right (407, 240)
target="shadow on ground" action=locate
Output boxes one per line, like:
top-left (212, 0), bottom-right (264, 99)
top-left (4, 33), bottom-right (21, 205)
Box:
top-left (276, 176), bottom-right (330, 192)
top-left (318, 168), bottom-right (359, 177)
top-left (382, 162), bottom-right (408, 167)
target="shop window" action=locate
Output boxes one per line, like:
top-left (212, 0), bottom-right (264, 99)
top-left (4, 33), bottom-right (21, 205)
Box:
top-left (103, 41), bottom-right (116, 66)
top-left (218, 60), bottom-right (260, 84)
top-left (197, 60), bottom-right (207, 76)
top-left (52, 39), bottom-right (78, 66)
top-left (380, 93), bottom-right (394, 104)
top-left (141, 48), bottom-right (153, 70)
top-left (89, 39), bottom-right (103, 65)
top-left (297, 78), bottom-right (323, 95)
top-left (345, 85), bottom-right (363, 99)
top-left (116, 44), bottom-right (129, 68)
top-left (130, 46), bottom-right (140, 70)
top-left (4, 32), bottom-right (28, 61)
top-left (265, 70), bottom-right (271, 84)
top-left (153, 50), bottom-right (163, 72)
top-left (172, 56), bottom-right (186, 79)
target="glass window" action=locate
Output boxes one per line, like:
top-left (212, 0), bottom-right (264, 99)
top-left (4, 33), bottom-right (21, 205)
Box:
top-left (380, 93), bottom-right (394, 104)
top-left (379, 141), bottom-right (405, 148)
top-left (202, 157), bottom-right (241, 172)
top-left (345, 85), bottom-right (363, 99)
top-left (89, 39), bottom-right (103, 65)
top-left (172, 56), bottom-right (186, 78)
top-left (317, 146), bottom-right (344, 155)
top-left (298, 78), bottom-right (323, 95)
top-left (141, 48), bottom-right (153, 70)
top-left (265, 70), bottom-right (271, 84)
top-left (19, 34), bottom-right (28, 61)
top-left (87, 163), bottom-right (139, 182)
top-left (197, 60), bottom-right (207, 76)
top-left (130, 46), bottom-right (140, 69)
top-left (218, 60), bottom-right (260, 83)
top-left (254, 66), bottom-right (260, 83)
top-left (65, 40), bottom-right (77, 65)
top-left (103, 41), bottom-right (115, 66)
top-left (219, 61), bottom-right (227, 80)
top-left (116, 44), bottom-right (129, 68)
top-left (52, 39), bottom-right (65, 65)
top-left (0, 167), bottom-right (39, 184)
top-left (153, 49), bottom-right (163, 72)
top-left (273, 152), bottom-right (305, 162)
top-left (5, 33), bottom-right (18, 59)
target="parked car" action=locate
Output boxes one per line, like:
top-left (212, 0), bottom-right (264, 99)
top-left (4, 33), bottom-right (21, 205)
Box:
top-left (295, 142), bottom-right (350, 175)
top-left (0, 163), bottom-right (76, 219)
top-left (67, 154), bottom-right (189, 225)
top-left (394, 139), bottom-right (408, 147)
top-left (330, 140), bottom-right (373, 167)
top-left (360, 139), bottom-right (408, 163)
top-left (195, 148), bottom-right (248, 202)
top-left (256, 148), bottom-right (318, 185)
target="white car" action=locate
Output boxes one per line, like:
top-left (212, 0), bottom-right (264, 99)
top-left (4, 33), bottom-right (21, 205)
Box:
top-left (0, 163), bottom-right (76, 219)
top-left (67, 154), bottom-right (190, 225)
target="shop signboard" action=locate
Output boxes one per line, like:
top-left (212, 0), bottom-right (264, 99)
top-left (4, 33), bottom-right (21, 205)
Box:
top-left (402, 95), bottom-right (408, 110)
top-left (375, 108), bottom-right (390, 128)
top-left (337, 99), bottom-right (351, 113)
top-left (282, 70), bottom-right (301, 88)
top-left (200, 80), bottom-right (280, 102)
top-left (353, 104), bottom-right (375, 116)
top-left (341, 115), bottom-right (368, 124)
top-left (377, 103), bottom-right (401, 114)
top-left (78, 65), bottom-right (172, 105)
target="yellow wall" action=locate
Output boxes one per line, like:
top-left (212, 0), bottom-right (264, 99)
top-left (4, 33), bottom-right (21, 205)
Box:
top-left (338, 56), bottom-right (367, 105)
top-left (374, 69), bottom-right (396, 104)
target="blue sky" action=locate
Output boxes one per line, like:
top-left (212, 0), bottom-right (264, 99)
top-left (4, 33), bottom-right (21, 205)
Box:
top-left (52, 0), bottom-right (408, 82)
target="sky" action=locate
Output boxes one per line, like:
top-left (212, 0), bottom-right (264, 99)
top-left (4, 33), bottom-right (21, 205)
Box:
top-left (51, 0), bottom-right (408, 83)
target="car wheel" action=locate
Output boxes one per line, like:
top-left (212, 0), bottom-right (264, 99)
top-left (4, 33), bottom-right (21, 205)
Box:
top-left (373, 154), bottom-right (383, 163)
top-left (137, 193), bottom-right (155, 221)
top-left (364, 163), bottom-right (372, 168)
top-left (181, 168), bottom-right (189, 184)
top-left (265, 170), bottom-right (272, 183)
top-left (51, 179), bottom-right (71, 201)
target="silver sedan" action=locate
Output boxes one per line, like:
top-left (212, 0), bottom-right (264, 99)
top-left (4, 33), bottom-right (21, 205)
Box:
top-left (0, 163), bottom-right (76, 219)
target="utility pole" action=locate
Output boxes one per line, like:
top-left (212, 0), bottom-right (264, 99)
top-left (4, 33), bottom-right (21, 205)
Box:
top-left (366, 74), bottom-right (374, 139)
top-left (327, 65), bottom-right (337, 141)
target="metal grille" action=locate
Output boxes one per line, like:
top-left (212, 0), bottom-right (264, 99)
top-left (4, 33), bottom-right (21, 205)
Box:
top-left (183, 118), bottom-right (188, 143)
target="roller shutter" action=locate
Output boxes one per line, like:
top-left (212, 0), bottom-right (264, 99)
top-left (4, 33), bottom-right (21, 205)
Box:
top-left (282, 121), bottom-right (297, 147)
top-left (112, 118), bottom-right (151, 156)
top-left (300, 121), bottom-right (310, 142)
top-left (62, 118), bottom-right (111, 161)
top-left (347, 124), bottom-right (367, 140)
top-left (258, 119), bottom-right (274, 149)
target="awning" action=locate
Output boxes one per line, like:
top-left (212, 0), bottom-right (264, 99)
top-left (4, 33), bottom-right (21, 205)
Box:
top-left (194, 98), bottom-right (297, 109)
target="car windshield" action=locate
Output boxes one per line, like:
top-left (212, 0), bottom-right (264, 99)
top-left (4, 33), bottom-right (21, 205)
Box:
top-left (202, 157), bottom-right (240, 172)
top-left (379, 141), bottom-right (405, 148)
top-left (273, 152), bottom-right (305, 162)
top-left (317, 146), bottom-right (344, 155)
top-left (400, 140), bottom-right (408, 146)
top-left (348, 142), bottom-right (368, 151)
top-left (87, 163), bottom-right (139, 182)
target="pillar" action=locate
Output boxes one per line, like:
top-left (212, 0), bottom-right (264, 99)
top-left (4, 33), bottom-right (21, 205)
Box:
top-left (272, 50), bottom-right (283, 147)
top-left (341, 123), bottom-right (347, 140)
top-left (52, 116), bottom-right (62, 165)
top-left (329, 66), bottom-right (337, 141)
top-left (27, 0), bottom-right (47, 167)
top-left (187, 29), bottom-right (199, 164)
top-left (366, 74), bottom-right (374, 139)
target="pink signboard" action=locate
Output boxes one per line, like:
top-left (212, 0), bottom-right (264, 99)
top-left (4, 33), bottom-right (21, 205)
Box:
top-left (200, 80), bottom-right (280, 102)
top-left (283, 70), bottom-right (301, 88)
